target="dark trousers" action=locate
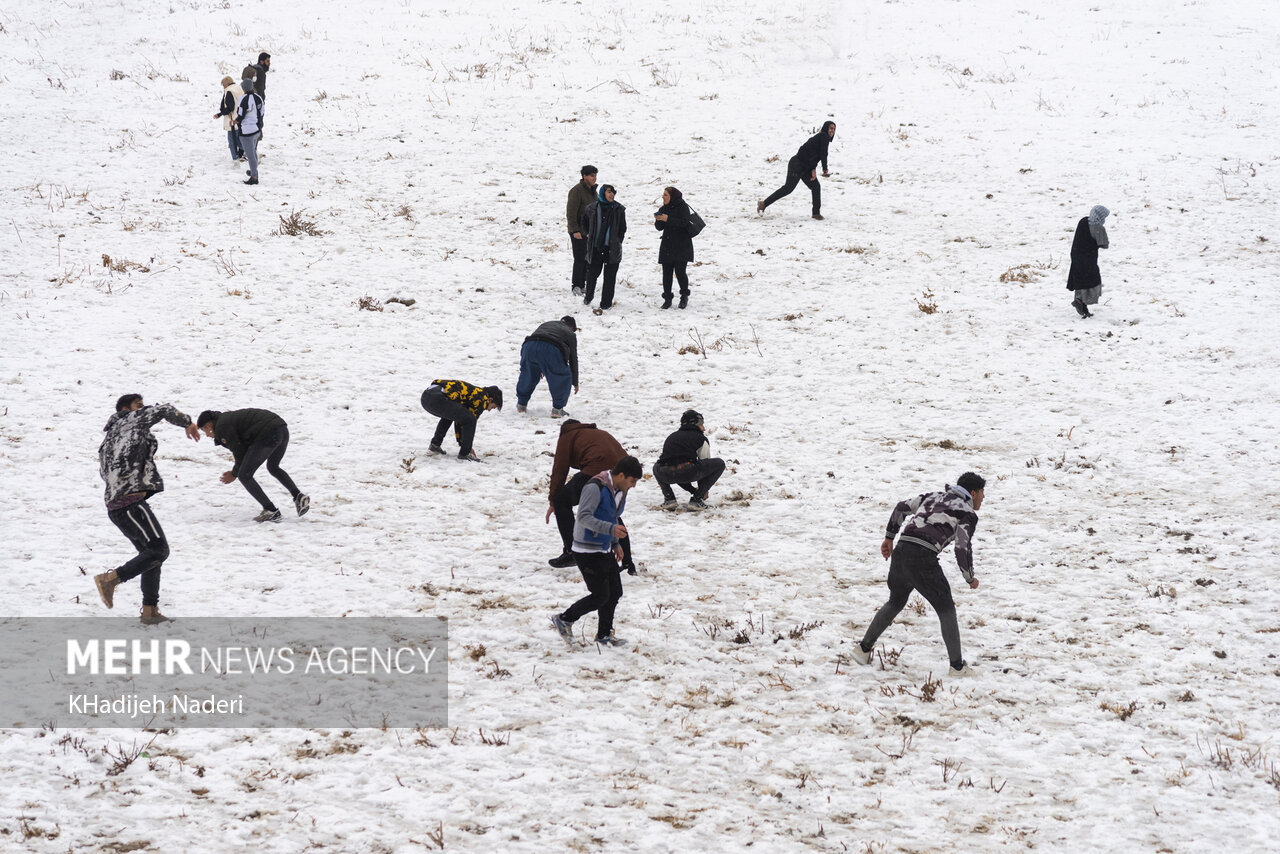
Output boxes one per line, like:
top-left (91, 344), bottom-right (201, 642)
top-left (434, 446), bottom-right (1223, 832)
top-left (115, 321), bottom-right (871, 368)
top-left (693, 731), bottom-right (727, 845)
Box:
top-left (652, 458), bottom-right (725, 502)
top-left (762, 157), bottom-right (821, 215)
top-left (585, 249), bottom-right (619, 307)
top-left (860, 541), bottom-right (964, 668)
top-left (562, 551), bottom-right (624, 639)
top-left (661, 262), bottom-right (689, 299)
top-left (108, 500), bottom-right (169, 607)
top-left (552, 471), bottom-right (633, 563)
top-left (570, 235), bottom-right (590, 292)
top-left (421, 388), bottom-right (478, 457)
top-left (237, 425), bottom-right (300, 511)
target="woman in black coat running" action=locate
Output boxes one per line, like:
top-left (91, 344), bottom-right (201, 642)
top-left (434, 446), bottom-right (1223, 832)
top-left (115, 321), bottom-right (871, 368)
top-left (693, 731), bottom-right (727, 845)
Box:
top-left (1066, 205), bottom-right (1110, 318)
top-left (654, 186), bottom-right (694, 309)
top-left (758, 120), bottom-right (836, 220)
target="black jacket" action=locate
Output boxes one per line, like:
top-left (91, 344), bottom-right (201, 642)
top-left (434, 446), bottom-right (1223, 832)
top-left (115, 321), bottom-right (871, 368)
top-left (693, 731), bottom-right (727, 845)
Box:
top-left (580, 200), bottom-right (628, 264)
top-left (655, 200), bottom-right (694, 265)
top-left (524, 320), bottom-right (579, 385)
top-left (250, 62), bottom-right (268, 101)
top-left (656, 425), bottom-right (710, 467)
top-left (1066, 217), bottom-right (1101, 289)
top-left (793, 121), bottom-right (835, 173)
top-left (212, 408), bottom-right (286, 475)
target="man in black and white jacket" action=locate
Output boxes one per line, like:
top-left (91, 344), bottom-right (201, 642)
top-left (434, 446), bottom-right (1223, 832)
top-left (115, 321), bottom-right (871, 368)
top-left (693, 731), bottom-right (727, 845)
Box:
top-left (233, 78), bottom-right (264, 185)
top-left (94, 394), bottom-right (201, 624)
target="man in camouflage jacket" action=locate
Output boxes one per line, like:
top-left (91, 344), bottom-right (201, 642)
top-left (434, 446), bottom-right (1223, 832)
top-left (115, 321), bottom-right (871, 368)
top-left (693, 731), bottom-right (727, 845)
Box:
top-left (852, 472), bottom-right (986, 675)
top-left (94, 394), bottom-right (201, 623)
top-left (420, 379), bottom-right (503, 462)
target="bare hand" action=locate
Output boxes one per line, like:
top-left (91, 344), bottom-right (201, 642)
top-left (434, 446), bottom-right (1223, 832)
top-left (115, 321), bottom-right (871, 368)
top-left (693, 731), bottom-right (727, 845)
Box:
top-left (220, 471), bottom-right (236, 484)
top-left (614, 546), bottom-right (624, 562)
top-left (810, 170), bottom-right (817, 181)
top-left (881, 538), bottom-right (893, 560)
top-left (572, 232), bottom-right (582, 240)
top-left (185, 424), bottom-right (201, 441)
top-left (613, 524), bottom-right (628, 539)
top-left (573, 385), bottom-right (579, 395)
top-left (969, 578), bottom-right (980, 590)
top-left (545, 505), bottom-right (554, 524)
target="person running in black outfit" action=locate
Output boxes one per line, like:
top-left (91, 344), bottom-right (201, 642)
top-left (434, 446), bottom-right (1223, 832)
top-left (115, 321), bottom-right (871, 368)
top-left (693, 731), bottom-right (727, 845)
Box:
top-left (653, 409), bottom-right (725, 510)
top-left (758, 120), bottom-right (836, 220)
top-left (655, 186), bottom-right (695, 309)
top-left (197, 408), bottom-right (309, 522)
top-left (94, 394), bottom-right (201, 624)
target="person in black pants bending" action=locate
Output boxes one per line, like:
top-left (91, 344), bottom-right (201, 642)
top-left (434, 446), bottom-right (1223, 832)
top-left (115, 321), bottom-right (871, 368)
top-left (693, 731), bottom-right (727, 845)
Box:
top-left (198, 408), bottom-right (309, 523)
top-left (758, 120), bottom-right (836, 220)
top-left (653, 409), bottom-right (725, 510)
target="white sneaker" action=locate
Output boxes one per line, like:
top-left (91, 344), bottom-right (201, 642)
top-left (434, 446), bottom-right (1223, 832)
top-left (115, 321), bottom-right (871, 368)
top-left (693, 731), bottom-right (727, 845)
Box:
top-left (947, 661), bottom-right (975, 678)
top-left (851, 644), bottom-right (872, 666)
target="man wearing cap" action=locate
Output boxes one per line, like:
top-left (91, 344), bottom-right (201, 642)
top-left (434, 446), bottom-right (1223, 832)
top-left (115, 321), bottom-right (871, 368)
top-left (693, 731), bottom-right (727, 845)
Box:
top-left (652, 410), bottom-right (725, 510)
top-left (515, 316), bottom-right (579, 418)
top-left (93, 393), bottom-right (201, 624)
top-left (420, 379), bottom-right (503, 462)
top-left (544, 419), bottom-right (636, 573)
top-left (567, 166), bottom-right (598, 297)
top-left (850, 472), bottom-right (987, 676)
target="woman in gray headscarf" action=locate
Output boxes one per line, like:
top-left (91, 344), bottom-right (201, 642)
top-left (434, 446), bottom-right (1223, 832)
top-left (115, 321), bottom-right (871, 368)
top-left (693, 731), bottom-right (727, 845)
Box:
top-left (1066, 205), bottom-right (1110, 317)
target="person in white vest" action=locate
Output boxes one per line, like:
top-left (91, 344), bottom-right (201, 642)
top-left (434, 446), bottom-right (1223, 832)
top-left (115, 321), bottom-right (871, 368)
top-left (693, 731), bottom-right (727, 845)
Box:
top-left (213, 76), bottom-right (245, 164)
top-left (233, 79), bottom-right (264, 185)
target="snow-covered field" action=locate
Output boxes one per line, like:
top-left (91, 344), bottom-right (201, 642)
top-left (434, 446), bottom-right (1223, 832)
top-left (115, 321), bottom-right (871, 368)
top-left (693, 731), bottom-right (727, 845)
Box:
top-left (2, 0), bottom-right (1279, 849)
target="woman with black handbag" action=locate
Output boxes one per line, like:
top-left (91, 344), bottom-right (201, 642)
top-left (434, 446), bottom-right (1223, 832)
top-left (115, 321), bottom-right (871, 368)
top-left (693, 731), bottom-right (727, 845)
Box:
top-left (654, 186), bottom-right (697, 309)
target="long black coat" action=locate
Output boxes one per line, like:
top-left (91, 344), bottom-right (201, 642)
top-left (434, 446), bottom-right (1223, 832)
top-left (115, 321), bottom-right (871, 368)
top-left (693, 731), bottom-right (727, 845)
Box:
top-left (655, 200), bottom-right (694, 265)
top-left (1066, 217), bottom-right (1101, 289)
top-left (580, 201), bottom-right (627, 265)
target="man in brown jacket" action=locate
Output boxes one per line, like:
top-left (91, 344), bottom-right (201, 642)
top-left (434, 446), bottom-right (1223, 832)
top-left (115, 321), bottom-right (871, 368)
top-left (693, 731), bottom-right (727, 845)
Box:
top-left (545, 419), bottom-right (635, 572)
top-left (566, 165), bottom-right (598, 297)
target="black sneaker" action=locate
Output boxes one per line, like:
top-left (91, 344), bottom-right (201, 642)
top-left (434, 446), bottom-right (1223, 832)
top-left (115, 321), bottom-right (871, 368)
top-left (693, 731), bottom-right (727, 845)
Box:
top-left (294, 493), bottom-right (310, 517)
top-left (459, 451), bottom-right (484, 463)
top-left (548, 552), bottom-right (577, 569)
top-left (427, 443), bottom-right (446, 455)
top-left (596, 634), bottom-right (628, 647)
top-left (254, 508), bottom-right (282, 523)
top-left (687, 496), bottom-right (708, 510)
top-left (1072, 298), bottom-right (1091, 318)
top-left (244, 177), bottom-right (258, 185)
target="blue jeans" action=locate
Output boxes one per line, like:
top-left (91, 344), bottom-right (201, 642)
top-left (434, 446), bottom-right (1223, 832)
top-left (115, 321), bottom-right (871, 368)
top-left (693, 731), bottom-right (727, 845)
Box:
top-left (516, 340), bottom-right (572, 408)
top-left (226, 129), bottom-right (242, 160)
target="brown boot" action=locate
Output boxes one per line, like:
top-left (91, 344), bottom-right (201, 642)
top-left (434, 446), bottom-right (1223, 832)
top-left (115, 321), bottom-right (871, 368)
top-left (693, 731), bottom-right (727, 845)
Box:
top-left (756, 200), bottom-right (765, 213)
top-left (95, 570), bottom-right (120, 609)
top-left (140, 605), bottom-right (173, 625)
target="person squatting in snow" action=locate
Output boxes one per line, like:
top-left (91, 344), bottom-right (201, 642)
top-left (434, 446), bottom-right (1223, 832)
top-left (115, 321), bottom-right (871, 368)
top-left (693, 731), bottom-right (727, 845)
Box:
top-left (654, 187), bottom-right (696, 309)
top-left (214, 76), bottom-right (245, 164)
top-left (551, 456), bottom-right (643, 646)
top-left (1068, 205), bottom-right (1110, 318)
top-left (851, 472), bottom-right (986, 676)
top-left (579, 184), bottom-right (628, 309)
top-left (758, 120), bottom-right (836, 220)
top-left (94, 394), bottom-right (202, 625)
top-left (544, 420), bottom-right (636, 574)
top-left (197, 408), bottom-right (310, 523)
top-left (515, 316), bottom-right (578, 417)
top-left (652, 409), bottom-right (725, 511)
top-left (420, 379), bottom-right (503, 462)
top-left (567, 165), bottom-right (598, 298)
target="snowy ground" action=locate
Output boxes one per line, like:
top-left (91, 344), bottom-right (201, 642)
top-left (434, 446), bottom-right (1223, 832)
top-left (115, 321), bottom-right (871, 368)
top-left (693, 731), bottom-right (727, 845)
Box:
top-left (2, 0), bottom-right (1279, 850)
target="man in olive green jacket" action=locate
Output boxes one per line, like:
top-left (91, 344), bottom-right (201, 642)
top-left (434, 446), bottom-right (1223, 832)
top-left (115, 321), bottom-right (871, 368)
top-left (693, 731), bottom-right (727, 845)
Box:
top-left (566, 165), bottom-right (598, 297)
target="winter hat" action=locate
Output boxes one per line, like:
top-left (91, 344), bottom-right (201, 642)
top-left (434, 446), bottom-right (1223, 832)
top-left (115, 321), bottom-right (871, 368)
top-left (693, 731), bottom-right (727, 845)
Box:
top-left (242, 65), bottom-right (257, 80)
top-left (241, 78), bottom-right (255, 94)
top-left (221, 76), bottom-right (234, 88)
top-left (483, 386), bottom-right (503, 410)
top-left (665, 186), bottom-right (683, 203)
top-left (680, 409), bottom-right (704, 428)
top-left (1088, 205), bottom-right (1110, 226)
top-left (560, 315), bottom-right (577, 331)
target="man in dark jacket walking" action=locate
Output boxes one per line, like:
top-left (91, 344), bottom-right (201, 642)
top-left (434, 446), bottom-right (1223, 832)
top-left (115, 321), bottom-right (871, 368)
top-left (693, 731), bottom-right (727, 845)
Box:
top-left (420, 379), bottom-right (502, 462)
top-left (515, 316), bottom-right (578, 417)
top-left (544, 420), bottom-right (635, 573)
top-left (653, 409), bottom-right (725, 510)
top-left (94, 394), bottom-right (201, 624)
top-left (551, 456), bottom-right (643, 646)
top-left (197, 408), bottom-right (308, 522)
top-left (851, 472), bottom-right (986, 676)
top-left (758, 120), bottom-right (836, 219)
top-left (566, 166), bottom-right (598, 297)
top-left (579, 184), bottom-right (627, 309)
top-left (250, 52), bottom-right (270, 102)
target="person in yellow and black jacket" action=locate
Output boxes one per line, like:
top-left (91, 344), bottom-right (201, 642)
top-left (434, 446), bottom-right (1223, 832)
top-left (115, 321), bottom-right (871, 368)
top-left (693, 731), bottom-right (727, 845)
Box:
top-left (420, 379), bottom-right (503, 462)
